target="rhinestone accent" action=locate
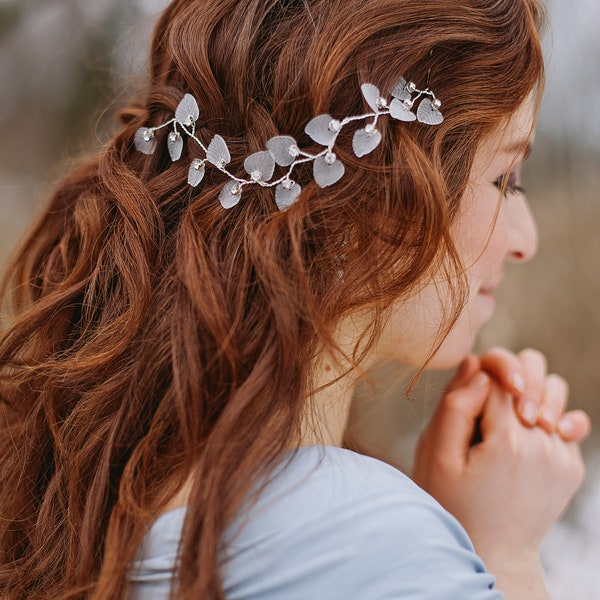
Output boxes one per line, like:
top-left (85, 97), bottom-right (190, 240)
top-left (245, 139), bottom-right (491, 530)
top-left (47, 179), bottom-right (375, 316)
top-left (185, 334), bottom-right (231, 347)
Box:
top-left (328, 119), bottom-right (342, 133)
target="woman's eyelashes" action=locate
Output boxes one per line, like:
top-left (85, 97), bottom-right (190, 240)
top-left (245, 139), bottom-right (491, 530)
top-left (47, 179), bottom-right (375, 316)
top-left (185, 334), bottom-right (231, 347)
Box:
top-left (494, 170), bottom-right (525, 197)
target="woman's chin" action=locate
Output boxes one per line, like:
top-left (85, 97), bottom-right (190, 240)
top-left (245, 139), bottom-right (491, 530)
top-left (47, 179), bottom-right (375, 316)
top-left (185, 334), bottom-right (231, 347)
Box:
top-left (425, 331), bottom-right (479, 371)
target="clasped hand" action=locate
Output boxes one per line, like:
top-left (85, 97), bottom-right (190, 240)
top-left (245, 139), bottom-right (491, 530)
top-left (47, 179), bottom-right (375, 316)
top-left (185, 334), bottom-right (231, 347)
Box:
top-left (413, 348), bottom-right (591, 594)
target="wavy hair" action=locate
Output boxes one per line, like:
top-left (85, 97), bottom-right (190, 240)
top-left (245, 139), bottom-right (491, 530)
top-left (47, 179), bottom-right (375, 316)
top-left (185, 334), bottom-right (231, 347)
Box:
top-left (0, 0), bottom-right (545, 598)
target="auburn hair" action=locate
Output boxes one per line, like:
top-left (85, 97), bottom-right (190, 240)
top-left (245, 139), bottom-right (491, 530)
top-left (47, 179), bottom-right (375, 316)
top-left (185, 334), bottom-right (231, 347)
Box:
top-left (0, 0), bottom-right (545, 598)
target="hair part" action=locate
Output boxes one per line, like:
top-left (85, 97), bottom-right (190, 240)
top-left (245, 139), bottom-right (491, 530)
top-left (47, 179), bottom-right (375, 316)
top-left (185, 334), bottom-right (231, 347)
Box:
top-left (0, 0), bottom-right (545, 598)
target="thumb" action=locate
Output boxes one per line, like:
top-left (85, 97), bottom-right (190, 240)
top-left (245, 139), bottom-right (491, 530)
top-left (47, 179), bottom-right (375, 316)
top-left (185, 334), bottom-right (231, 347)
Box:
top-left (446, 354), bottom-right (481, 392)
top-left (426, 371), bottom-right (490, 465)
top-left (478, 379), bottom-right (518, 440)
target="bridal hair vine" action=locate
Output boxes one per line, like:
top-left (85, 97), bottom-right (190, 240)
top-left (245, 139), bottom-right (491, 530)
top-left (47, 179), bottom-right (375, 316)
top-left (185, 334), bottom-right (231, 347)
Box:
top-left (134, 78), bottom-right (443, 210)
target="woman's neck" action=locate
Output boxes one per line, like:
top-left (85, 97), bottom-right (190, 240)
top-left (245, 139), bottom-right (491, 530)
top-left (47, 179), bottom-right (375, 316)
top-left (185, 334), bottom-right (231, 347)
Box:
top-left (300, 314), bottom-right (379, 447)
top-left (299, 361), bottom-right (359, 447)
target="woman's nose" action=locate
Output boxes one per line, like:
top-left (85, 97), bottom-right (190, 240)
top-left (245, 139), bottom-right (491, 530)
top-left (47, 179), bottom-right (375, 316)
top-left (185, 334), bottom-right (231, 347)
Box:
top-left (507, 194), bottom-right (538, 263)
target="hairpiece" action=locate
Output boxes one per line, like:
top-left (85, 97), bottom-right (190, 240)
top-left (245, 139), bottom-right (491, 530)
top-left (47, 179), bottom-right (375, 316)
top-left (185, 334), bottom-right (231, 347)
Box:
top-left (134, 78), bottom-right (443, 210)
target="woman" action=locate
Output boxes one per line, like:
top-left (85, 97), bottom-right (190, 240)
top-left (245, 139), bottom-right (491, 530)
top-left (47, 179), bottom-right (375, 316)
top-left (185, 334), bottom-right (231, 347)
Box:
top-left (0, 0), bottom-right (590, 598)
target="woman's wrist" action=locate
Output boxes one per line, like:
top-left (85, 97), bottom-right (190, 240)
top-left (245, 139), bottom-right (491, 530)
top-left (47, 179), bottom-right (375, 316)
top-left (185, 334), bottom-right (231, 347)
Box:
top-left (479, 547), bottom-right (550, 600)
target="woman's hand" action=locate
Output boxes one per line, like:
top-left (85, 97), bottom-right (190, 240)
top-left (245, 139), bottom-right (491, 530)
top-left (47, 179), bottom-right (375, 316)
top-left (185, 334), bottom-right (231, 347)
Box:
top-left (413, 362), bottom-right (589, 598)
top-left (449, 348), bottom-right (590, 442)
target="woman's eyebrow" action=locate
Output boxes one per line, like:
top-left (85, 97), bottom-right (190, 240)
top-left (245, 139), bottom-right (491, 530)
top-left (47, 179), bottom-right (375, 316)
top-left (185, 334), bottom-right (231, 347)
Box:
top-left (502, 139), bottom-right (532, 159)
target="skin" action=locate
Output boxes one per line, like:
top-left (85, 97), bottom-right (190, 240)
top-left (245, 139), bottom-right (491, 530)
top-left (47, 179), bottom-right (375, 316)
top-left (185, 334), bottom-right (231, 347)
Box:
top-left (306, 99), bottom-right (591, 598)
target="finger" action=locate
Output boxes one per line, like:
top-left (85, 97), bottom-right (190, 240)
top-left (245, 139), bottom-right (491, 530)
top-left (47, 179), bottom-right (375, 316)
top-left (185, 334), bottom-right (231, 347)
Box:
top-left (557, 410), bottom-right (592, 443)
top-left (478, 379), bottom-right (517, 439)
top-left (446, 354), bottom-right (480, 392)
top-left (479, 346), bottom-right (526, 397)
top-left (516, 348), bottom-right (547, 426)
top-left (537, 374), bottom-right (568, 433)
top-left (428, 371), bottom-right (490, 464)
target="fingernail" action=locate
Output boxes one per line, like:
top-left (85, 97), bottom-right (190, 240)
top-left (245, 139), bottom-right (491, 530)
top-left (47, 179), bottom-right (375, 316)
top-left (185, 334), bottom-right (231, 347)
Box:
top-left (557, 418), bottom-right (574, 438)
top-left (521, 400), bottom-right (538, 425)
top-left (471, 372), bottom-right (489, 388)
top-left (541, 408), bottom-right (557, 429)
top-left (512, 372), bottom-right (525, 394)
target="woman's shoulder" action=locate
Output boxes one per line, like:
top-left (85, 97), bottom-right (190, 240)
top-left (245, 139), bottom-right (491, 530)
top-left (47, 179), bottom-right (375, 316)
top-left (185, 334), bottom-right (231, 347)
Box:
top-left (224, 445), bottom-right (462, 554)
top-left (242, 445), bottom-right (439, 521)
top-left (131, 447), bottom-right (501, 599)
top-left (226, 445), bottom-right (465, 546)
top-left (221, 446), bottom-right (501, 599)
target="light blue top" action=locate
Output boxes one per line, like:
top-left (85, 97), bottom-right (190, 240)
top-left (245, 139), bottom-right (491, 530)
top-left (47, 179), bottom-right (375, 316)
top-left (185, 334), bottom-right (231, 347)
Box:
top-left (129, 446), bottom-right (502, 599)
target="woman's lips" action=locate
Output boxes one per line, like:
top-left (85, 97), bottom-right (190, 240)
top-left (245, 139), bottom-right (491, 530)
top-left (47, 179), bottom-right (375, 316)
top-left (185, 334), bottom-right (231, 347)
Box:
top-left (477, 278), bottom-right (503, 316)
top-left (478, 288), bottom-right (496, 310)
top-left (478, 275), bottom-right (503, 296)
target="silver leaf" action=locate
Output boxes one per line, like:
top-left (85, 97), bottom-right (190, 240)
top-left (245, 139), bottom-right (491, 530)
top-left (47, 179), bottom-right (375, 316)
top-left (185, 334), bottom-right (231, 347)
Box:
top-left (219, 181), bottom-right (243, 209)
top-left (167, 132), bottom-right (184, 162)
top-left (244, 151), bottom-right (275, 181)
top-left (416, 98), bottom-right (444, 125)
top-left (391, 78), bottom-right (412, 102)
top-left (313, 155), bottom-right (345, 188)
top-left (175, 93), bottom-right (200, 127)
top-left (187, 159), bottom-right (205, 187)
top-left (266, 136), bottom-right (299, 167)
top-left (389, 98), bottom-right (417, 122)
top-left (134, 128), bottom-right (157, 155)
top-left (206, 135), bottom-right (231, 167)
top-left (275, 181), bottom-right (302, 210)
top-left (361, 83), bottom-right (383, 113)
top-left (305, 114), bottom-right (338, 146)
top-left (352, 127), bottom-right (382, 157)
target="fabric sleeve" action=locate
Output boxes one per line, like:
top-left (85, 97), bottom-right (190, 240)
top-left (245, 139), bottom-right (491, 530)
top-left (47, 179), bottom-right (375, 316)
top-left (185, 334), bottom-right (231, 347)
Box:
top-left (223, 487), bottom-right (503, 600)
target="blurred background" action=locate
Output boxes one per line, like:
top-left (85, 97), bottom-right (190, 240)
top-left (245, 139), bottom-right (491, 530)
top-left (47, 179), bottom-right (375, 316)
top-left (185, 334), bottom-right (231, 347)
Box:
top-left (0, 0), bottom-right (598, 596)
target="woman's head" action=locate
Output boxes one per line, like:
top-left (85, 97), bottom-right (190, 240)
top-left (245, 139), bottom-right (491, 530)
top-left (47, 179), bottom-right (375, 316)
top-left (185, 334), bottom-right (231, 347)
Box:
top-left (0, 1), bottom-right (546, 598)
top-left (126, 0), bottom-right (546, 367)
